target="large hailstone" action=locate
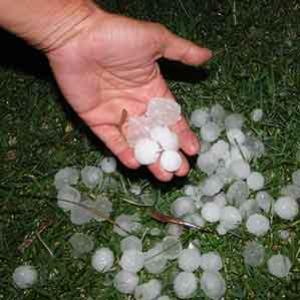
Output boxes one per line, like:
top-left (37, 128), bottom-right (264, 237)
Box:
top-left (134, 279), bottom-right (162, 300)
top-left (81, 166), bottom-right (103, 189)
top-left (199, 252), bottom-right (223, 271)
top-left (178, 248), bottom-right (201, 272)
top-left (126, 116), bottom-right (152, 146)
top-left (219, 206), bottom-right (242, 231)
top-left (243, 241), bottom-right (265, 267)
top-left (119, 250), bottom-right (144, 273)
top-left (150, 126), bottom-right (179, 150)
top-left (246, 172), bottom-right (265, 191)
top-left (190, 108), bottom-right (210, 128)
top-left (201, 175), bottom-right (224, 197)
top-left (99, 156), bottom-right (117, 173)
top-left (246, 214), bottom-right (270, 236)
top-left (267, 254), bottom-right (292, 278)
top-left (146, 97), bottom-right (181, 126)
top-left (12, 265), bottom-right (38, 289)
top-left (201, 202), bottom-right (221, 223)
top-left (91, 247), bottom-right (114, 273)
top-left (274, 196), bottom-right (299, 220)
top-left (121, 235), bottom-right (143, 252)
top-left (171, 197), bottom-right (196, 217)
top-left (173, 272), bottom-right (198, 299)
top-left (54, 167), bottom-right (79, 190)
top-left (57, 185), bottom-right (81, 211)
top-left (113, 270), bottom-right (139, 294)
top-left (160, 150), bottom-right (182, 172)
top-left (134, 138), bottom-right (161, 165)
top-left (229, 160), bottom-right (251, 179)
top-left (144, 243), bottom-right (168, 274)
top-left (200, 271), bottom-right (226, 300)
top-left (201, 122), bottom-right (221, 142)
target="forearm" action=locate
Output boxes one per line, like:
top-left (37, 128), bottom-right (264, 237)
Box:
top-left (0, 0), bottom-right (99, 51)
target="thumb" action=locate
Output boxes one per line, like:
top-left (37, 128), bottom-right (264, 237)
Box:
top-left (159, 27), bottom-right (212, 65)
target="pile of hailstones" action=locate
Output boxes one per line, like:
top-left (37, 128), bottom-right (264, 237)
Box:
top-left (13, 99), bottom-right (299, 300)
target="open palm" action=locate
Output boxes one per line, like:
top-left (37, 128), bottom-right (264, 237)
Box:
top-left (47, 10), bottom-right (212, 181)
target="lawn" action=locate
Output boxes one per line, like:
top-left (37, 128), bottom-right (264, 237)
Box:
top-left (1, 0), bottom-right (300, 299)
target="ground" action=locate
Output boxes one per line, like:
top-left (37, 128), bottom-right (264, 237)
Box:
top-left (1, 0), bottom-right (300, 299)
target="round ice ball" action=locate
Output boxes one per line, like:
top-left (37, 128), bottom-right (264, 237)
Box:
top-left (199, 252), bottom-right (223, 272)
top-left (178, 248), bottom-right (201, 272)
top-left (12, 265), bottom-right (38, 289)
top-left (243, 241), bottom-right (265, 267)
top-left (190, 108), bottom-right (210, 128)
top-left (201, 175), bottom-right (224, 197)
top-left (113, 270), bottom-right (139, 294)
top-left (200, 271), bottom-right (226, 300)
top-left (210, 140), bottom-right (230, 160)
top-left (91, 247), bottom-right (114, 273)
top-left (119, 250), bottom-right (144, 273)
top-left (150, 126), bottom-right (179, 150)
top-left (274, 196), bottom-right (299, 220)
top-left (267, 254), bottom-right (291, 278)
top-left (134, 279), bottom-right (162, 300)
top-left (197, 151), bottom-right (218, 175)
top-left (173, 272), bottom-right (197, 299)
top-left (99, 156), bottom-right (117, 173)
top-left (54, 167), bottom-right (79, 190)
top-left (229, 160), bottom-right (251, 179)
top-left (251, 108), bottom-right (263, 122)
top-left (246, 172), bottom-right (265, 191)
top-left (171, 197), bottom-right (196, 217)
top-left (224, 113), bottom-right (244, 129)
top-left (144, 243), bottom-right (168, 274)
top-left (162, 236), bottom-right (182, 260)
top-left (219, 206), bottom-right (242, 231)
top-left (255, 191), bottom-right (273, 213)
top-left (57, 185), bottom-right (81, 211)
top-left (121, 236), bottom-right (143, 252)
top-left (201, 202), bottom-right (221, 223)
top-left (246, 214), bottom-right (270, 236)
top-left (160, 150), bottom-right (182, 172)
top-left (134, 138), bottom-right (161, 165)
top-left (201, 122), bottom-right (221, 142)
top-left (81, 166), bottom-right (103, 189)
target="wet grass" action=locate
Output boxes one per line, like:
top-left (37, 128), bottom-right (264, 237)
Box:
top-left (1, 0), bottom-right (300, 299)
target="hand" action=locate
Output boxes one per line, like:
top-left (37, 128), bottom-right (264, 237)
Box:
top-left (47, 8), bottom-right (212, 181)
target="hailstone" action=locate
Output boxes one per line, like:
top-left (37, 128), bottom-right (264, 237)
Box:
top-left (246, 172), bottom-right (265, 191)
top-left (200, 271), bottom-right (226, 300)
top-left (160, 150), bottom-right (182, 172)
top-left (81, 166), bottom-right (103, 189)
top-left (134, 138), bottom-right (161, 165)
top-left (113, 270), bottom-right (139, 294)
top-left (99, 156), bottom-right (117, 173)
top-left (178, 248), bottom-right (201, 272)
top-left (274, 196), bottom-right (299, 220)
top-left (201, 122), bottom-right (221, 142)
top-left (119, 250), bottom-right (144, 273)
top-left (150, 126), bottom-right (179, 150)
top-left (201, 202), bottom-right (221, 223)
top-left (91, 247), bottom-right (114, 272)
top-left (199, 252), bottom-right (223, 271)
top-left (134, 279), bottom-right (162, 300)
top-left (267, 254), bottom-right (291, 278)
top-left (171, 197), bottom-right (196, 217)
top-left (12, 265), bottom-right (38, 289)
top-left (246, 214), bottom-right (270, 236)
top-left (173, 272), bottom-right (197, 299)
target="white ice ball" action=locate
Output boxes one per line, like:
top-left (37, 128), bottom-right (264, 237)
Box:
top-left (57, 185), bottom-right (81, 211)
top-left (201, 122), bottom-right (221, 142)
top-left (199, 252), bottom-right (223, 271)
top-left (99, 156), bottom-right (117, 173)
top-left (267, 254), bottom-right (291, 278)
top-left (91, 247), bottom-right (114, 272)
top-left (54, 167), bottom-right (79, 190)
top-left (160, 150), bottom-right (182, 172)
top-left (171, 197), bottom-right (196, 217)
top-left (251, 108), bottom-right (263, 122)
top-left (197, 151), bottom-right (218, 175)
top-left (201, 175), bottom-right (224, 197)
top-left (119, 250), bottom-right (144, 273)
top-left (255, 191), bottom-right (273, 213)
top-left (210, 140), bottom-right (230, 161)
top-left (229, 160), bottom-right (251, 179)
top-left (224, 113), bottom-right (244, 129)
top-left (12, 265), bottom-right (38, 289)
top-left (226, 128), bottom-right (245, 145)
top-left (201, 202), bottom-right (221, 223)
top-left (190, 108), bottom-right (210, 128)
top-left (219, 206), bottom-right (242, 231)
top-left (246, 172), bottom-right (265, 191)
top-left (134, 138), bottom-right (161, 165)
top-left (144, 243), bottom-right (168, 274)
top-left (81, 166), bottom-right (103, 189)
top-left (246, 214), bottom-right (270, 236)
top-left (134, 279), bottom-right (162, 300)
top-left (114, 270), bottom-right (139, 294)
top-left (274, 196), bottom-right (299, 220)
top-left (150, 126), bottom-right (179, 150)
top-left (173, 272), bottom-right (197, 299)
top-left (200, 271), bottom-right (226, 300)
top-left (178, 248), bottom-right (201, 272)
top-left (121, 236), bottom-right (143, 252)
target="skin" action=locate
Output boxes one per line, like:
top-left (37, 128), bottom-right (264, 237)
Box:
top-left (0, 0), bottom-right (212, 181)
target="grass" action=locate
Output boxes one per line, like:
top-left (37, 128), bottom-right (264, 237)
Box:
top-left (1, 0), bottom-right (300, 299)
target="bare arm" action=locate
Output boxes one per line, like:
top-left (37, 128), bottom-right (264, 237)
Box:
top-left (0, 0), bottom-right (96, 51)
